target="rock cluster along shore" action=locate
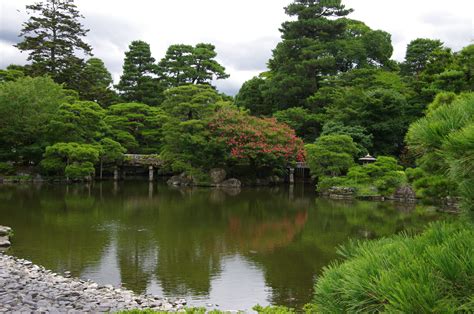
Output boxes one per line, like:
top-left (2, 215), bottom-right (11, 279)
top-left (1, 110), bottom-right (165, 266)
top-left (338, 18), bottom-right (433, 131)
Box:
top-left (0, 226), bottom-right (12, 252)
top-left (0, 254), bottom-right (186, 312)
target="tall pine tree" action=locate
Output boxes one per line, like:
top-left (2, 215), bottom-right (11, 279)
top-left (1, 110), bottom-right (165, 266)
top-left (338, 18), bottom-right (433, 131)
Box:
top-left (158, 43), bottom-right (229, 88)
top-left (15, 0), bottom-right (92, 88)
top-left (116, 40), bottom-right (163, 106)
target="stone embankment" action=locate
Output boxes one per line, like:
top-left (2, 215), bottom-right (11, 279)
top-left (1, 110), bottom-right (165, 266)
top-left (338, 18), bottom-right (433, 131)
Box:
top-left (0, 254), bottom-right (186, 312)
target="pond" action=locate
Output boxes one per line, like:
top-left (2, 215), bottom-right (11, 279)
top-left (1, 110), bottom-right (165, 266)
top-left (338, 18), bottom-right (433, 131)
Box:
top-left (0, 181), bottom-right (443, 311)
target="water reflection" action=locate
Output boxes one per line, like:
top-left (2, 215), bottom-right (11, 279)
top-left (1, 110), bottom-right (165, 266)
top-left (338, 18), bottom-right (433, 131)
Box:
top-left (0, 182), bottom-right (442, 310)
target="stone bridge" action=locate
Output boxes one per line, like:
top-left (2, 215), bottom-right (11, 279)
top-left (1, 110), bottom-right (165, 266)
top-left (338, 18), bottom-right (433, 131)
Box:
top-left (116, 154), bottom-right (308, 184)
top-left (114, 154), bottom-right (164, 181)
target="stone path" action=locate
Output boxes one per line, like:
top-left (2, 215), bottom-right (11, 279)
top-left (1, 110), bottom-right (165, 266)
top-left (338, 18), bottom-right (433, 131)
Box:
top-left (0, 254), bottom-right (186, 313)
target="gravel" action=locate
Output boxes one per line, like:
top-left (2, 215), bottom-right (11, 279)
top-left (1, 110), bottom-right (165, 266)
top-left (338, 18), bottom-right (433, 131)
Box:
top-left (0, 253), bottom-right (187, 312)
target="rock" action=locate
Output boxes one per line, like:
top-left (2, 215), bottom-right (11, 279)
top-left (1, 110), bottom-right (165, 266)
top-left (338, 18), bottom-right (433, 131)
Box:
top-left (0, 225), bottom-right (12, 236)
top-left (167, 173), bottom-right (194, 186)
top-left (209, 168), bottom-right (226, 184)
top-left (0, 236), bottom-right (11, 247)
top-left (392, 185), bottom-right (416, 202)
top-left (0, 254), bottom-right (181, 312)
top-left (217, 178), bottom-right (241, 188)
top-left (324, 186), bottom-right (356, 200)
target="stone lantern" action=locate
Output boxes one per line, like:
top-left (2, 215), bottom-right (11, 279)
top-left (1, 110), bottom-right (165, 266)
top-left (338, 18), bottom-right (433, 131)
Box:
top-left (359, 154), bottom-right (377, 165)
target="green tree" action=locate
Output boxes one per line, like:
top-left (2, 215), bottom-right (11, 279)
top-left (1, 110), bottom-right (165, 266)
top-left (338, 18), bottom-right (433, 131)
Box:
top-left (41, 142), bottom-right (99, 180)
top-left (430, 44), bottom-right (474, 94)
top-left (191, 43), bottom-right (229, 84)
top-left (105, 103), bottom-right (168, 153)
top-left (159, 44), bottom-right (194, 87)
top-left (116, 40), bottom-right (163, 106)
top-left (15, 0), bottom-right (92, 87)
top-left (97, 138), bottom-right (126, 179)
top-left (273, 107), bottom-right (320, 142)
top-left (305, 135), bottom-right (359, 178)
top-left (47, 101), bottom-right (107, 144)
top-left (402, 38), bottom-right (444, 76)
top-left (259, 0), bottom-right (393, 110)
top-left (161, 84), bottom-right (230, 121)
top-left (77, 58), bottom-right (119, 107)
top-left (234, 76), bottom-right (270, 116)
top-left (158, 43), bottom-right (229, 88)
top-left (0, 76), bottom-right (76, 163)
top-left (0, 65), bottom-right (26, 82)
top-left (406, 93), bottom-right (474, 212)
top-left (313, 72), bottom-right (411, 156)
top-left (321, 121), bottom-right (373, 155)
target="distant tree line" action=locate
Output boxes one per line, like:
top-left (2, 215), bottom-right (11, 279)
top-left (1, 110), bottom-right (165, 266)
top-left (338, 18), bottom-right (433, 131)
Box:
top-left (0, 0), bottom-right (472, 185)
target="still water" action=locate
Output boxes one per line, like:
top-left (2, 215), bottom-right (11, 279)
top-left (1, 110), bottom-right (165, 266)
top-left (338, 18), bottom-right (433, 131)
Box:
top-left (0, 181), bottom-right (443, 311)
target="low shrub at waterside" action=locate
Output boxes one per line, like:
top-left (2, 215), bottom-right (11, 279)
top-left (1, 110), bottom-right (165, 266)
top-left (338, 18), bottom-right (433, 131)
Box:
top-left (317, 156), bottom-right (407, 197)
top-left (313, 221), bottom-right (474, 312)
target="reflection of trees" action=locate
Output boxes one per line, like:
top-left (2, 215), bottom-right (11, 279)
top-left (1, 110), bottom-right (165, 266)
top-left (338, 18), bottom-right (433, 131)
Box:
top-left (246, 198), bottom-right (442, 308)
top-left (0, 184), bottom-right (110, 276)
top-left (0, 182), bottom-right (443, 309)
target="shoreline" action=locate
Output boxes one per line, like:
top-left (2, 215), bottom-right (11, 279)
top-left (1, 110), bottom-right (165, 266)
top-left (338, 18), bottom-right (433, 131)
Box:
top-left (0, 253), bottom-right (186, 312)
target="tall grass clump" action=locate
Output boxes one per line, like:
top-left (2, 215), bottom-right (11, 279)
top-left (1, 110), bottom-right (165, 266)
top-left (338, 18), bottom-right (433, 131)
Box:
top-left (313, 221), bottom-right (474, 312)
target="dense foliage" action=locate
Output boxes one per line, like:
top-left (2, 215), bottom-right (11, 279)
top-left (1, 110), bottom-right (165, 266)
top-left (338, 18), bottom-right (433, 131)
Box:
top-left (406, 93), bottom-right (474, 213)
top-left (15, 0), bottom-right (92, 88)
top-left (314, 221), bottom-right (473, 312)
top-left (318, 156), bottom-right (407, 197)
top-left (305, 135), bottom-right (359, 178)
top-left (0, 76), bottom-right (76, 163)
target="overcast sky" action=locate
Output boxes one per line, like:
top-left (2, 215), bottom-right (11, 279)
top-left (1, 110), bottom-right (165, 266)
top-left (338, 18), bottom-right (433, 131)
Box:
top-left (1, 0), bottom-right (473, 95)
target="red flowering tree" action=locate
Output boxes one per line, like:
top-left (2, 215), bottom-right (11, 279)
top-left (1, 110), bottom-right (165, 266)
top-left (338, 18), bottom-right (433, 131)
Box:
top-left (209, 107), bottom-right (305, 172)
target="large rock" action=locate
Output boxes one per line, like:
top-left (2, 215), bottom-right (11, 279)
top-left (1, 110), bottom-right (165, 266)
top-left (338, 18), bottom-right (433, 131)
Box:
top-left (392, 185), bottom-right (416, 202)
top-left (0, 225), bottom-right (12, 236)
top-left (325, 186), bottom-right (356, 200)
top-left (209, 168), bottom-right (226, 184)
top-left (167, 173), bottom-right (194, 186)
top-left (0, 236), bottom-right (11, 247)
top-left (217, 178), bottom-right (241, 188)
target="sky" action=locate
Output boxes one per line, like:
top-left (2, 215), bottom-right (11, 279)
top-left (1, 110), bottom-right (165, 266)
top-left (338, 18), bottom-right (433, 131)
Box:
top-left (0, 0), bottom-right (473, 95)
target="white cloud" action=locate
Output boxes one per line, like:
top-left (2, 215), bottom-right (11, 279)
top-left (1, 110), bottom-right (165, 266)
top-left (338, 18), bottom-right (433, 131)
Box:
top-left (1, 0), bottom-right (472, 95)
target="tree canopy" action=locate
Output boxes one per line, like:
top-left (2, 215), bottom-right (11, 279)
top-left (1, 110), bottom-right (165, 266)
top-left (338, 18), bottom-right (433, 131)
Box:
top-left (116, 40), bottom-right (163, 106)
top-left (158, 43), bottom-right (229, 88)
top-left (15, 0), bottom-right (92, 87)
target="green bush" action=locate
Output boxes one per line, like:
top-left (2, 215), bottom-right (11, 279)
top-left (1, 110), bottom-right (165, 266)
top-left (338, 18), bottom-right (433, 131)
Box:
top-left (65, 162), bottom-right (95, 180)
top-left (317, 156), bottom-right (406, 197)
top-left (313, 221), bottom-right (474, 312)
top-left (306, 135), bottom-right (359, 178)
top-left (0, 162), bottom-right (14, 175)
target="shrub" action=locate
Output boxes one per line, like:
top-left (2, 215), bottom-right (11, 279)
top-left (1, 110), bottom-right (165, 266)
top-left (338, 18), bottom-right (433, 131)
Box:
top-left (210, 107), bottom-right (305, 170)
top-left (314, 221), bottom-right (474, 312)
top-left (0, 162), bottom-right (14, 175)
top-left (306, 135), bottom-right (359, 178)
top-left (318, 156), bottom-right (406, 196)
top-left (41, 142), bottom-right (100, 178)
top-left (65, 162), bottom-right (95, 180)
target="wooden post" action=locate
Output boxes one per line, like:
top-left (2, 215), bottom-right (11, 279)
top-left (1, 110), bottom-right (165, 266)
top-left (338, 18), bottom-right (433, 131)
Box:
top-left (148, 165), bottom-right (154, 182)
top-left (289, 168), bottom-right (295, 185)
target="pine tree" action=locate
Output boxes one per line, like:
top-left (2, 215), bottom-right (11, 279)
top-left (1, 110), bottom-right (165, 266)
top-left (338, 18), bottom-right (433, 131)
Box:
top-left (15, 0), bottom-right (92, 87)
top-left (116, 40), bottom-right (163, 106)
top-left (158, 43), bottom-right (229, 88)
top-left (78, 58), bottom-right (119, 107)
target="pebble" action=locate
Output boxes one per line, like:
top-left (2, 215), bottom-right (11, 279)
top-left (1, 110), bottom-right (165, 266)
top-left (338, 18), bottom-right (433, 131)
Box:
top-left (0, 253), bottom-right (187, 312)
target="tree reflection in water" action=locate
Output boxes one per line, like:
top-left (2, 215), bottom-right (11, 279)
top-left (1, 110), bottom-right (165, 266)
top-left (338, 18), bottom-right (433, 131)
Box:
top-left (0, 182), bottom-right (443, 309)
